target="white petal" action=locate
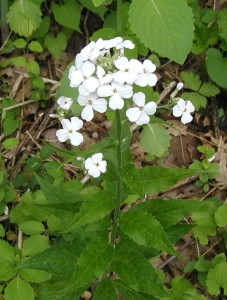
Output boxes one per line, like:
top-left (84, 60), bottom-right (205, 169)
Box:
top-left (84, 77), bottom-right (99, 92)
top-left (115, 57), bottom-right (129, 71)
top-left (135, 74), bottom-right (148, 87)
top-left (92, 153), bottom-right (103, 164)
top-left (117, 85), bottom-right (133, 99)
top-left (126, 70), bottom-right (138, 85)
top-left (69, 70), bottom-right (83, 87)
top-left (181, 112), bottom-right (193, 124)
top-left (61, 119), bottom-right (72, 130)
top-left (56, 129), bottom-right (69, 142)
top-left (173, 106), bottom-right (183, 117)
top-left (79, 84), bottom-right (90, 96)
top-left (97, 84), bottom-right (114, 97)
top-left (114, 71), bottom-right (127, 84)
top-left (109, 94), bottom-right (124, 110)
top-left (144, 102), bottom-right (157, 115)
top-left (130, 59), bottom-right (143, 73)
top-left (98, 160), bottom-right (107, 173)
top-left (176, 99), bottom-right (186, 110)
top-left (69, 132), bottom-right (84, 146)
top-left (85, 157), bottom-right (93, 169)
top-left (126, 107), bottom-right (141, 122)
top-left (78, 95), bottom-right (88, 106)
top-left (136, 111), bottom-right (150, 125)
top-left (97, 66), bottom-right (105, 79)
top-left (57, 96), bottom-right (73, 110)
top-left (133, 92), bottom-right (145, 107)
top-left (143, 60), bottom-right (156, 72)
top-left (88, 165), bottom-right (101, 178)
top-left (71, 117), bottom-right (83, 131)
top-left (147, 74), bottom-right (158, 87)
top-left (75, 53), bottom-right (83, 69)
top-left (185, 101), bottom-right (195, 113)
top-left (82, 61), bottom-right (95, 77)
top-left (81, 105), bottom-right (94, 121)
top-left (92, 98), bottom-right (107, 113)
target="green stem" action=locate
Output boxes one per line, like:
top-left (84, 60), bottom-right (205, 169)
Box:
top-left (117, 0), bottom-right (124, 35)
top-left (111, 109), bottom-right (122, 246)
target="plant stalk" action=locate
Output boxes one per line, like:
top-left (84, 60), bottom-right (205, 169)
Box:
top-left (111, 109), bottom-right (122, 247)
top-left (117, 0), bottom-right (124, 35)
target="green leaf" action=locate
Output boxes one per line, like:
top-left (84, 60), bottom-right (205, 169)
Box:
top-left (79, 0), bottom-right (107, 19)
top-left (199, 82), bottom-right (220, 97)
top-left (18, 268), bottom-right (51, 283)
top-left (113, 281), bottom-right (154, 300)
top-left (20, 241), bottom-right (85, 277)
top-left (64, 238), bottom-right (113, 292)
top-left (129, 0), bottom-right (194, 64)
top-left (57, 62), bottom-right (79, 99)
top-left (141, 123), bottom-right (170, 158)
top-left (122, 165), bottom-right (194, 196)
top-left (0, 240), bottom-right (16, 281)
top-left (120, 208), bottom-right (177, 255)
top-left (192, 200), bottom-right (221, 245)
top-left (193, 256), bottom-right (212, 272)
top-left (93, 278), bottom-right (118, 300)
top-left (28, 41), bottom-right (43, 52)
top-left (138, 199), bottom-right (201, 228)
top-left (19, 220), bottom-right (45, 235)
top-left (92, 0), bottom-right (107, 6)
top-left (27, 60), bottom-right (40, 75)
top-left (22, 235), bottom-right (49, 257)
top-left (215, 204), bottom-right (227, 227)
top-left (181, 92), bottom-right (207, 110)
top-left (180, 71), bottom-right (202, 91)
top-left (113, 239), bottom-right (168, 297)
top-left (13, 38), bottom-right (27, 48)
top-left (7, 0), bottom-right (42, 38)
top-left (2, 138), bottom-right (19, 149)
top-left (206, 48), bottom-right (227, 88)
top-left (44, 32), bottom-right (67, 60)
top-left (218, 9), bottom-right (227, 42)
top-left (206, 262), bottom-right (227, 296)
top-left (0, 224), bottom-right (5, 237)
top-left (67, 191), bottom-right (116, 231)
top-left (52, 0), bottom-right (81, 31)
top-left (31, 16), bottom-right (50, 39)
top-left (4, 276), bottom-right (34, 300)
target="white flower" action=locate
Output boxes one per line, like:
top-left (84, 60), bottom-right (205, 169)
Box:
top-left (114, 57), bottom-right (138, 85)
top-left (126, 92), bottom-right (157, 125)
top-left (172, 98), bottom-right (195, 124)
top-left (56, 117), bottom-right (83, 146)
top-left (134, 59), bottom-right (157, 87)
top-left (104, 37), bottom-right (123, 49)
top-left (80, 39), bottom-right (104, 62)
top-left (176, 82), bottom-right (184, 91)
top-left (57, 96), bottom-right (73, 110)
top-left (97, 66), bottom-right (113, 85)
top-left (84, 153), bottom-right (107, 178)
top-left (97, 81), bottom-right (133, 110)
top-left (68, 61), bottom-right (99, 94)
top-left (116, 39), bottom-right (135, 50)
top-left (78, 93), bottom-right (107, 121)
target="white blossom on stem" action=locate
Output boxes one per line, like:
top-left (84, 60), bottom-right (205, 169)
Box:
top-left (172, 98), bottom-right (195, 124)
top-left (78, 93), bottom-right (107, 121)
top-left (97, 81), bottom-right (133, 110)
top-left (84, 153), bottom-right (107, 178)
top-left (134, 59), bottom-right (157, 87)
top-left (56, 117), bottom-right (83, 146)
top-left (126, 92), bottom-right (157, 125)
top-left (57, 96), bottom-right (73, 110)
top-left (114, 57), bottom-right (138, 85)
top-left (80, 39), bottom-right (105, 62)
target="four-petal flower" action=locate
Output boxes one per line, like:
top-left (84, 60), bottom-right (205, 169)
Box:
top-left (84, 153), bottom-right (107, 178)
top-left (56, 117), bottom-right (83, 146)
top-left (172, 98), bottom-right (195, 124)
top-left (78, 93), bottom-right (107, 121)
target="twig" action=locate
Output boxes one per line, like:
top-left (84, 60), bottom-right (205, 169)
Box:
top-left (0, 215), bottom-right (10, 222)
top-left (3, 100), bottom-right (34, 111)
top-left (17, 230), bottom-right (23, 249)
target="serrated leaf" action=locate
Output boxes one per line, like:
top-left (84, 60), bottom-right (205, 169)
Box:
top-left (166, 224), bottom-right (194, 244)
top-left (44, 32), bottom-right (67, 60)
top-left (199, 82), bottom-right (220, 97)
top-left (113, 240), bottom-right (168, 297)
top-left (122, 165), bottom-right (194, 196)
top-left (181, 92), bottom-right (207, 110)
top-left (22, 235), bottom-right (49, 257)
top-left (38, 282), bottom-right (84, 300)
top-left (181, 71), bottom-right (202, 91)
top-left (192, 200), bottom-right (221, 245)
top-left (18, 268), bottom-right (51, 283)
top-left (67, 192), bottom-right (115, 231)
top-left (52, 0), bottom-right (81, 31)
top-left (206, 262), bottom-right (227, 296)
top-left (215, 204), bottom-right (227, 227)
top-left (7, 0), bottom-right (42, 38)
top-left (0, 240), bottom-right (16, 281)
top-left (65, 238), bottom-right (113, 292)
top-left (141, 123), bottom-right (170, 158)
top-left (19, 220), bottom-right (45, 235)
top-left (93, 278), bottom-right (118, 300)
top-left (206, 48), bottom-right (227, 88)
top-left (120, 208), bottom-right (177, 255)
top-left (129, 0), bottom-right (194, 64)
top-left (4, 277), bottom-right (34, 300)
top-left (138, 199), bottom-right (201, 228)
top-left (113, 281), bottom-right (154, 300)
top-left (20, 241), bottom-right (84, 277)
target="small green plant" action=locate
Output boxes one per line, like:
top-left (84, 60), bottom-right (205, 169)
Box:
top-left (189, 146), bottom-right (219, 192)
